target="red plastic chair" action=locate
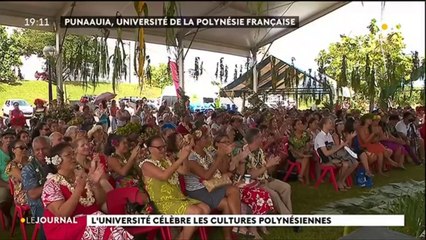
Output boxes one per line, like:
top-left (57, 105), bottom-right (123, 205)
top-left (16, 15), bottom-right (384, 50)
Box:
top-left (9, 179), bottom-right (31, 240)
top-left (106, 187), bottom-right (172, 240)
top-left (313, 150), bottom-right (339, 192)
top-left (283, 161), bottom-right (301, 182)
top-left (32, 224), bottom-right (40, 240)
top-left (178, 175), bottom-right (209, 240)
top-left (0, 209), bottom-right (5, 230)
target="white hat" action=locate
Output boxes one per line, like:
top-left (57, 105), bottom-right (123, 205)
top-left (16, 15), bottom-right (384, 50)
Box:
top-left (88, 125), bottom-right (103, 139)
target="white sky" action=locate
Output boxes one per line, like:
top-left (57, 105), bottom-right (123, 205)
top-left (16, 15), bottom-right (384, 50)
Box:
top-left (142, 1), bottom-right (426, 89)
top-left (6, 1), bottom-right (425, 90)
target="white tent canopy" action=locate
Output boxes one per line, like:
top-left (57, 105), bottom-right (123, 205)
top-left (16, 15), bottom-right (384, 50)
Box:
top-left (0, 1), bottom-right (348, 57)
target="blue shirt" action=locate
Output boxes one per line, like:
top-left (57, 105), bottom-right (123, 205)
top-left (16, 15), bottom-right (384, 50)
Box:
top-left (21, 157), bottom-right (52, 216)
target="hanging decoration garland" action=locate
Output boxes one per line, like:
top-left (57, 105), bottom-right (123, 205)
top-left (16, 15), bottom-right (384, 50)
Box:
top-left (134, 1), bottom-right (148, 89)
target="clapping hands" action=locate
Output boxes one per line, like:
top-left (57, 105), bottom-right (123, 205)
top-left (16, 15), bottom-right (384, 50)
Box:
top-left (74, 169), bottom-right (87, 194)
top-left (266, 155), bottom-right (280, 168)
top-left (88, 154), bottom-right (104, 185)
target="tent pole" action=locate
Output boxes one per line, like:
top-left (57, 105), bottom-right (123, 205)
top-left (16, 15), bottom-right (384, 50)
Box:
top-left (178, 38), bottom-right (185, 91)
top-left (242, 91), bottom-right (246, 112)
top-left (251, 49), bottom-right (258, 93)
top-left (55, 21), bottom-right (64, 105)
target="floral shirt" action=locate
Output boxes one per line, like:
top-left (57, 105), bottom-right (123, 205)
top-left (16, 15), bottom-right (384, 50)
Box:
top-left (110, 153), bottom-right (141, 189)
top-left (5, 161), bottom-right (27, 205)
top-left (21, 157), bottom-right (52, 215)
top-left (289, 131), bottom-right (311, 150)
top-left (233, 147), bottom-right (269, 182)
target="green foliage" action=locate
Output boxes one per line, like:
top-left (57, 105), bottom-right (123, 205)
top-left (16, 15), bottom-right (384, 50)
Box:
top-left (150, 63), bottom-right (172, 90)
top-left (315, 19), bottom-right (420, 109)
top-left (0, 26), bottom-right (23, 83)
top-left (116, 122), bottom-right (142, 136)
top-left (388, 192), bottom-right (425, 238)
top-left (46, 104), bottom-right (75, 123)
top-left (15, 28), bottom-right (110, 89)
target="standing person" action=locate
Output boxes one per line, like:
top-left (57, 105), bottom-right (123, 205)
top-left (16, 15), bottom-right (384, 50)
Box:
top-left (34, 99), bottom-right (47, 120)
top-left (116, 102), bottom-right (131, 128)
top-left (81, 106), bottom-right (95, 132)
top-left (96, 100), bottom-right (109, 132)
top-left (0, 129), bottom-right (15, 226)
top-left (21, 136), bottom-right (52, 240)
top-left (9, 102), bottom-right (26, 130)
top-left (109, 100), bottom-right (118, 133)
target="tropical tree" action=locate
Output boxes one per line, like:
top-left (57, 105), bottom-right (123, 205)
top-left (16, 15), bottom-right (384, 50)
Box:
top-left (150, 63), bottom-right (172, 90)
top-left (16, 28), bottom-right (110, 89)
top-left (0, 26), bottom-right (23, 83)
top-left (315, 19), bottom-right (421, 110)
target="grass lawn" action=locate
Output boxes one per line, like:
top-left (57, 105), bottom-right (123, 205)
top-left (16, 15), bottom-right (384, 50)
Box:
top-left (1, 164), bottom-right (424, 240)
top-left (0, 80), bottom-right (162, 114)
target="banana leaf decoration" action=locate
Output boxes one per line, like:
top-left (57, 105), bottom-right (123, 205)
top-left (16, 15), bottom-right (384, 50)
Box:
top-left (271, 56), bottom-right (277, 90)
top-left (164, 1), bottom-right (178, 51)
top-left (134, 1), bottom-right (148, 89)
top-left (109, 12), bottom-right (128, 94)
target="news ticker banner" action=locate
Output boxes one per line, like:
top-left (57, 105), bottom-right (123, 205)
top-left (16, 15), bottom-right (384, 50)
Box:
top-left (87, 215), bottom-right (405, 227)
top-left (60, 16), bottom-right (299, 28)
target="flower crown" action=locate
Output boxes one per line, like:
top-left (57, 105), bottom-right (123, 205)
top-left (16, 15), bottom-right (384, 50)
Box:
top-left (111, 139), bottom-right (119, 147)
top-left (45, 155), bottom-right (62, 166)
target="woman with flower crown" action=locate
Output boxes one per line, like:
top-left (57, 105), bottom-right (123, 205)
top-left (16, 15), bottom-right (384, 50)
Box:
top-left (41, 142), bottom-right (133, 240)
top-left (140, 135), bottom-right (210, 240)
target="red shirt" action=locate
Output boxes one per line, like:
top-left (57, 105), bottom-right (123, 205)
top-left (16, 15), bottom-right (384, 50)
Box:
top-left (176, 122), bottom-right (193, 136)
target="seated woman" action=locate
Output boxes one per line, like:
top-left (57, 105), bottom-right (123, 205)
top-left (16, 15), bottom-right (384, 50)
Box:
top-left (374, 116), bottom-right (407, 169)
top-left (314, 117), bottom-right (358, 191)
top-left (107, 135), bottom-right (143, 189)
top-left (358, 114), bottom-right (398, 176)
top-left (74, 137), bottom-right (114, 190)
top-left (41, 142), bottom-right (133, 240)
top-left (184, 127), bottom-right (242, 240)
top-left (140, 136), bottom-right (210, 240)
top-left (216, 134), bottom-right (274, 240)
top-left (288, 119), bottom-right (312, 184)
top-left (6, 140), bottom-right (29, 205)
top-left (343, 118), bottom-right (376, 177)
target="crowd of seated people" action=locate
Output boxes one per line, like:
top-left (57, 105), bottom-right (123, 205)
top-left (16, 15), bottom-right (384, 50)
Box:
top-left (0, 100), bottom-right (424, 240)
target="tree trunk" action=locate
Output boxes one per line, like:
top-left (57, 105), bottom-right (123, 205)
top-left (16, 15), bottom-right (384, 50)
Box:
top-left (369, 96), bottom-right (375, 112)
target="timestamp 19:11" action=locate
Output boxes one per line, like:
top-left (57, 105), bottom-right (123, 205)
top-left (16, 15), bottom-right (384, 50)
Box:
top-left (25, 18), bottom-right (50, 27)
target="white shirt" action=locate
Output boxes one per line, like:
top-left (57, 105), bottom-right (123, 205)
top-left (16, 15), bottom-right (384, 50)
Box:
top-left (395, 120), bottom-right (408, 136)
top-left (314, 130), bottom-right (334, 151)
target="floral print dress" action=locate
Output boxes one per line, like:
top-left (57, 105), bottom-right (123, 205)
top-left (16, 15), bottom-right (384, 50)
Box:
top-left (5, 161), bottom-right (27, 205)
top-left (110, 153), bottom-right (141, 189)
top-left (232, 148), bottom-right (274, 215)
top-left (140, 158), bottom-right (200, 215)
top-left (42, 173), bottom-right (133, 240)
